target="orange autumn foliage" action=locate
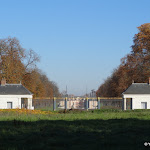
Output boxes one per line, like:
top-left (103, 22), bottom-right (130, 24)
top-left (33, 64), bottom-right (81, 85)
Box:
top-left (0, 37), bottom-right (60, 98)
top-left (97, 23), bottom-right (150, 97)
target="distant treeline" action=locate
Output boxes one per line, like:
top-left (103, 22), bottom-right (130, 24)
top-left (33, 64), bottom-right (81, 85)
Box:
top-left (97, 23), bottom-right (150, 97)
top-left (0, 37), bottom-right (59, 98)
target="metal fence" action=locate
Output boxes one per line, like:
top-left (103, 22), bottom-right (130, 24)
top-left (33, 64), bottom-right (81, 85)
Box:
top-left (33, 97), bottom-right (123, 111)
top-left (100, 98), bottom-right (122, 109)
top-left (33, 99), bottom-right (53, 111)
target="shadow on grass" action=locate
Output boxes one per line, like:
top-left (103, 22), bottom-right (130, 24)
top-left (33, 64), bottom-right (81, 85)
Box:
top-left (0, 118), bottom-right (149, 150)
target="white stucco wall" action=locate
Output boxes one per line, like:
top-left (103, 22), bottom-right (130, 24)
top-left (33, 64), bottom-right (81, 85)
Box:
top-left (123, 94), bottom-right (150, 109)
top-left (0, 95), bottom-right (33, 109)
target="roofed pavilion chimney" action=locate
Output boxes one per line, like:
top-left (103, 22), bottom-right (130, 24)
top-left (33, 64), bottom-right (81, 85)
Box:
top-left (1, 78), bottom-right (6, 86)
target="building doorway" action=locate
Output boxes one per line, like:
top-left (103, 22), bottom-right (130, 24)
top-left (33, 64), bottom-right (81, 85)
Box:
top-left (21, 98), bottom-right (28, 109)
top-left (126, 98), bottom-right (132, 110)
top-left (141, 102), bottom-right (147, 109)
top-left (7, 102), bottom-right (12, 109)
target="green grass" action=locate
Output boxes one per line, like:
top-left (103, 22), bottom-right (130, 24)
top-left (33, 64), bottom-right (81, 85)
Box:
top-left (35, 106), bottom-right (53, 111)
top-left (0, 109), bottom-right (150, 149)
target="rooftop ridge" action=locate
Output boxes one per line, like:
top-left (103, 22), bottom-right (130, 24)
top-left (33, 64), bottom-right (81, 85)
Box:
top-left (0, 83), bottom-right (32, 95)
top-left (5, 83), bottom-right (22, 85)
top-left (132, 83), bottom-right (148, 84)
top-left (0, 84), bottom-right (22, 86)
top-left (123, 82), bottom-right (150, 94)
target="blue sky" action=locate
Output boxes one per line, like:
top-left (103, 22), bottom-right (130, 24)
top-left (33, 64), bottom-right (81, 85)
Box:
top-left (0, 0), bottom-right (150, 95)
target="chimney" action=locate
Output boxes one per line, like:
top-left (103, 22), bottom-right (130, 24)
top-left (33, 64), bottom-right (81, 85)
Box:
top-left (1, 78), bottom-right (6, 86)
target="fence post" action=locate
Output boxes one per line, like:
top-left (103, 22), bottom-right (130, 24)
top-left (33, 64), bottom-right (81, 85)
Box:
top-left (86, 97), bottom-right (88, 111)
top-left (97, 97), bottom-right (100, 109)
top-left (122, 98), bottom-right (126, 110)
top-left (53, 97), bottom-right (56, 111)
top-left (65, 97), bottom-right (67, 110)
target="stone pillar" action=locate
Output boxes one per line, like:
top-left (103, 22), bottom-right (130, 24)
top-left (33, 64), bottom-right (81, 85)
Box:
top-left (53, 97), bottom-right (56, 111)
top-left (86, 97), bottom-right (88, 111)
top-left (97, 97), bottom-right (100, 109)
top-left (27, 98), bottom-right (34, 110)
top-left (123, 98), bottom-right (126, 110)
top-left (27, 98), bottom-right (31, 109)
top-left (65, 97), bottom-right (67, 110)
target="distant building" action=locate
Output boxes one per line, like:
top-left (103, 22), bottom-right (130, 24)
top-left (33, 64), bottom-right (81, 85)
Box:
top-left (0, 78), bottom-right (34, 109)
top-left (90, 89), bottom-right (96, 97)
top-left (58, 96), bottom-right (98, 109)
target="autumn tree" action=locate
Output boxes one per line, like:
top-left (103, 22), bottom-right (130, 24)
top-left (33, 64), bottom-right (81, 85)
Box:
top-left (0, 37), bottom-right (60, 98)
top-left (0, 37), bottom-right (25, 83)
top-left (39, 73), bottom-right (60, 97)
top-left (97, 23), bottom-right (150, 97)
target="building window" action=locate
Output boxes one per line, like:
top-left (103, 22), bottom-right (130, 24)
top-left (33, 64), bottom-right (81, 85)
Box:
top-left (7, 102), bottom-right (12, 109)
top-left (141, 102), bottom-right (147, 109)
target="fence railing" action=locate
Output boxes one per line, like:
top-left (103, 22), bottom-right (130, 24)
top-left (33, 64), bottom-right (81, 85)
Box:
top-left (33, 97), bottom-right (123, 111)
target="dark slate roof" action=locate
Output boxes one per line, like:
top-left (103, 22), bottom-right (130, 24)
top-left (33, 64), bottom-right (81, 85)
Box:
top-left (123, 83), bottom-right (150, 94)
top-left (0, 84), bottom-right (32, 95)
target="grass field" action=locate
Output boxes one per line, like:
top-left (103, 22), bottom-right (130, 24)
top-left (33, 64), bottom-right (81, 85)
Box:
top-left (0, 109), bottom-right (149, 150)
